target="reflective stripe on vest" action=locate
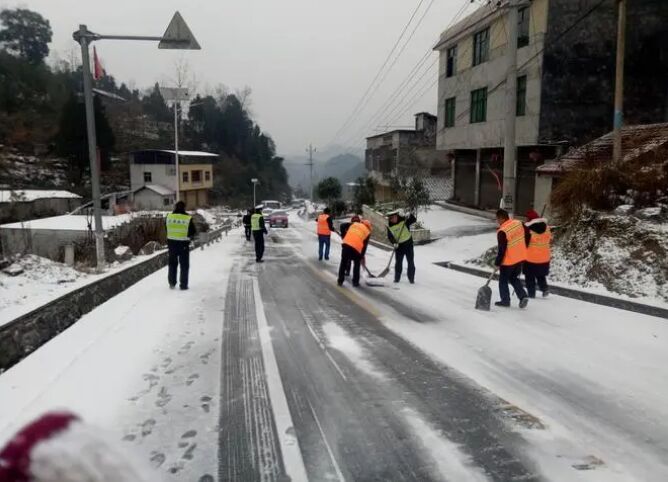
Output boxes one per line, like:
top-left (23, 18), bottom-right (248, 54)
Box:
top-left (317, 214), bottom-right (331, 236)
top-left (251, 213), bottom-right (263, 231)
top-left (498, 219), bottom-right (527, 266)
top-left (343, 222), bottom-right (370, 254)
top-left (166, 213), bottom-right (192, 241)
top-left (527, 226), bottom-right (552, 264)
top-left (389, 220), bottom-right (412, 244)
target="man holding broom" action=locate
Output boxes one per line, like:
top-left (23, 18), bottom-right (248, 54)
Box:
top-left (386, 210), bottom-right (417, 284)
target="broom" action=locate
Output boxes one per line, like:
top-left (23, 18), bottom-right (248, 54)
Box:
top-left (377, 221), bottom-right (407, 278)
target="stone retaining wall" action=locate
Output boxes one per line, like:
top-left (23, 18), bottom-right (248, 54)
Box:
top-left (0, 225), bottom-right (230, 372)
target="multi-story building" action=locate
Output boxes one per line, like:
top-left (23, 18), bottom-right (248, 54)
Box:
top-left (129, 149), bottom-right (217, 209)
top-left (434, 0), bottom-right (668, 213)
top-left (365, 112), bottom-right (451, 202)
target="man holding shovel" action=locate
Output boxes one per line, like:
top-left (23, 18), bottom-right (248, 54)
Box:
top-left (494, 209), bottom-right (529, 309)
top-left (337, 218), bottom-right (372, 287)
top-left (387, 210), bottom-right (417, 284)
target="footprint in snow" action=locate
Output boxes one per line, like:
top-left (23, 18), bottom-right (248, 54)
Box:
top-left (186, 373), bottom-right (200, 386)
top-left (141, 418), bottom-right (156, 437)
top-left (181, 430), bottom-right (197, 439)
top-left (156, 387), bottom-right (172, 408)
top-left (182, 443), bottom-right (197, 460)
top-left (149, 452), bottom-right (166, 468)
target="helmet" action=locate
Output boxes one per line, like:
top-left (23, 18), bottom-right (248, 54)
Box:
top-left (362, 219), bottom-right (372, 230)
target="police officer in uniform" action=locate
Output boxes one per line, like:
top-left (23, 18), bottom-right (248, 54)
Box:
top-left (166, 201), bottom-right (196, 290)
top-left (494, 209), bottom-right (529, 308)
top-left (242, 208), bottom-right (252, 241)
top-left (251, 205), bottom-right (268, 263)
top-left (387, 209), bottom-right (417, 284)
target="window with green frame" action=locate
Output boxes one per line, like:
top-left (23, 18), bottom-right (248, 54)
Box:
top-left (444, 97), bottom-right (456, 128)
top-left (472, 28), bottom-right (490, 66)
top-left (470, 87), bottom-right (487, 123)
top-left (516, 75), bottom-right (527, 116)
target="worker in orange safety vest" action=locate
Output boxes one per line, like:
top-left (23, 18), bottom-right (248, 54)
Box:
top-left (494, 209), bottom-right (529, 309)
top-left (337, 219), bottom-right (371, 287)
top-left (316, 207), bottom-right (336, 261)
top-left (523, 209), bottom-right (552, 298)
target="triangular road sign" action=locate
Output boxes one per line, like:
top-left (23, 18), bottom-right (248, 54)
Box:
top-left (159, 11), bottom-right (201, 50)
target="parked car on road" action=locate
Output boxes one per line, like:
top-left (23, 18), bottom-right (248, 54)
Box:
top-left (269, 210), bottom-right (289, 228)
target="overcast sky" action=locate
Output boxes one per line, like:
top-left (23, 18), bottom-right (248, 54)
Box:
top-left (11, 0), bottom-right (478, 158)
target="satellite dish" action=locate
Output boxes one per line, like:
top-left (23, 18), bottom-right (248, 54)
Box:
top-left (159, 12), bottom-right (201, 50)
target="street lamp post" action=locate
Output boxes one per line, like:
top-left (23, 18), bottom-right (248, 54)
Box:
top-left (251, 178), bottom-right (259, 207)
top-left (72, 12), bottom-right (200, 271)
top-left (160, 87), bottom-right (190, 202)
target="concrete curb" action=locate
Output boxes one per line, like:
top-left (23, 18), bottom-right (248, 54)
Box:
top-left (435, 261), bottom-right (668, 320)
top-left (0, 224), bottom-right (231, 372)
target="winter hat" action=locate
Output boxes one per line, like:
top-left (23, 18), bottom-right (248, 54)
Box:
top-left (0, 412), bottom-right (155, 482)
top-left (525, 209), bottom-right (540, 221)
top-left (351, 215), bottom-right (361, 222)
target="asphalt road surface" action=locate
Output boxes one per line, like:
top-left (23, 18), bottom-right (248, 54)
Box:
top-left (218, 226), bottom-right (541, 482)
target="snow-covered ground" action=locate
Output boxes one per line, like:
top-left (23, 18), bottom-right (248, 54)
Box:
top-left (297, 210), bottom-right (668, 480)
top-left (2, 207), bottom-right (667, 480)
top-left (0, 234), bottom-right (238, 480)
top-left (0, 252), bottom-right (165, 327)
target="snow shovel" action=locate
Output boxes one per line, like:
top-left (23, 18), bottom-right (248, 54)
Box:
top-left (475, 269), bottom-right (497, 311)
top-left (377, 221), bottom-right (408, 279)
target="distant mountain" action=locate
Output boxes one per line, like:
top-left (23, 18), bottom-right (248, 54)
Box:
top-left (284, 152), bottom-right (365, 190)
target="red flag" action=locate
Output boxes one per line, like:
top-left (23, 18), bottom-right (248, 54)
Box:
top-left (93, 47), bottom-right (105, 81)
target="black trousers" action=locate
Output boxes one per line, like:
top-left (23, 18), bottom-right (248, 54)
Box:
top-left (524, 262), bottom-right (550, 297)
top-left (253, 231), bottom-right (265, 261)
top-left (395, 241), bottom-right (415, 282)
top-left (244, 225), bottom-right (251, 241)
top-left (498, 262), bottom-right (527, 304)
top-left (338, 245), bottom-right (362, 286)
top-left (168, 239), bottom-right (190, 288)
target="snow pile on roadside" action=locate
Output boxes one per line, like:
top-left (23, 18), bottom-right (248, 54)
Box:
top-left (0, 256), bottom-right (84, 318)
top-left (468, 209), bottom-right (668, 304)
top-left (549, 210), bottom-right (668, 303)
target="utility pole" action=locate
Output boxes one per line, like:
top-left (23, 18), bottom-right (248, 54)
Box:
top-left (76, 25), bottom-right (106, 271)
top-left (612, 0), bottom-right (627, 165)
top-left (502, 0), bottom-right (525, 217)
top-left (72, 12), bottom-right (200, 272)
top-left (174, 101), bottom-right (180, 202)
top-left (306, 144), bottom-right (316, 201)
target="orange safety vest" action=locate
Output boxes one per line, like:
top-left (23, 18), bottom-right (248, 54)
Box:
top-left (343, 222), bottom-right (371, 254)
top-left (317, 214), bottom-right (331, 236)
top-left (498, 219), bottom-right (527, 266)
top-left (527, 224), bottom-right (552, 264)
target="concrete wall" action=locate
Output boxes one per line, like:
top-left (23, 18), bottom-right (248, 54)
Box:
top-left (539, 0), bottom-right (668, 146)
top-left (130, 163), bottom-right (176, 191)
top-left (435, 0), bottom-right (549, 151)
top-left (133, 189), bottom-right (171, 211)
top-left (0, 198), bottom-right (82, 225)
top-left (0, 228), bottom-right (88, 261)
top-left (533, 175), bottom-right (553, 218)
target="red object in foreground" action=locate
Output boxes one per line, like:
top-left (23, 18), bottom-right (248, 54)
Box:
top-left (0, 412), bottom-right (79, 482)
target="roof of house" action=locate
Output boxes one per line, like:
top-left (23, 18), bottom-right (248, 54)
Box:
top-left (0, 213), bottom-right (133, 231)
top-left (537, 123), bottom-right (668, 175)
top-left (155, 150), bottom-right (218, 157)
top-left (434, 1), bottom-right (507, 51)
top-left (135, 184), bottom-right (175, 196)
top-left (366, 129), bottom-right (417, 141)
top-left (0, 190), bottom-right (81, 202)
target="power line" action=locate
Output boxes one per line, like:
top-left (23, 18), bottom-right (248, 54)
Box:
top-left (328, 0), bottom-right (429, 146)
top-left (337, 0), bottom-right (475, 151)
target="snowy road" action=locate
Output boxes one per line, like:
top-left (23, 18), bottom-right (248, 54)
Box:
top-left (1, 210), bottom-right (667, 481)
